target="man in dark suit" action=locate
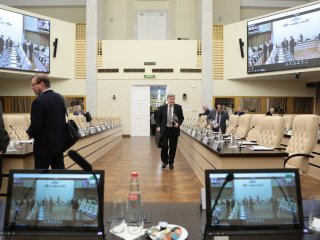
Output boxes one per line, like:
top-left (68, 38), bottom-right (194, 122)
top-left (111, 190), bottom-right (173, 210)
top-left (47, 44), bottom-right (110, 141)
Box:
top-left (156, 93), bottom-right (184, 169)
top-left (27, 73), bottom-right (66, 169)
top-left (198, 105), bottom-right (210, 117)
top-left (234, 106), bottom-right (245, 116)
top-left (207, 104), bottom-right (229, 134)
top-left (266, 107), bottom-right (275, 116)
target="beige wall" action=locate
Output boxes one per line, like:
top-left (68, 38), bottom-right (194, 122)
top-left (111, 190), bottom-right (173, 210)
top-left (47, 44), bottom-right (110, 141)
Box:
top-left (240, 7), bottom-right (284, 21)
top-left (97, 79), bottom-right (201, 135)
top-left (98, 40), bottom-right (202, 134)
top-left (18, 6), bottom-right (86, 23)
top-left (213, 0), bottom-right (240, 24)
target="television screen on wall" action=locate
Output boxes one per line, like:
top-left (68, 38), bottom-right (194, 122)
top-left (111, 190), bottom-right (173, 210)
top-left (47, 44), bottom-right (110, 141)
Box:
top-left (247, 3), bottom-right (320, 74)
top-left (0, 8), bottom-right (50, 73)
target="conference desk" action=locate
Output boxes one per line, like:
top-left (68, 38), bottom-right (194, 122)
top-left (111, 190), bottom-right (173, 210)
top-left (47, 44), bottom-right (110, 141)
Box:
top-left (178, 129), bottom-right (288, 186)
top-left (0, 202), bottom-right (319, 240)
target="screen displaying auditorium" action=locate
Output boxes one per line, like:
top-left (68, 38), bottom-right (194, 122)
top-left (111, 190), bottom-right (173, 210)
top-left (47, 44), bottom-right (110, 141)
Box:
top-left (0, 8), bottom-right (50, 73)
top-left (247, 3), bottom-right (320, 74)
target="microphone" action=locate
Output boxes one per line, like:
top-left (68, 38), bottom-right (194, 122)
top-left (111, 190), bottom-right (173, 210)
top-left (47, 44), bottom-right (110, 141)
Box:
top-left (245, 125), bottom-right (255, 139)
top-left (68, 150), bottom-right (92, 172)
top-left (68, 150), bottom-right (105, 240)
top-left (9, 125), bottom-right (23, 146)
top-left (227, 125), bottom-right (238, 137)
top-left (204, 173), bottom-right (234, 239)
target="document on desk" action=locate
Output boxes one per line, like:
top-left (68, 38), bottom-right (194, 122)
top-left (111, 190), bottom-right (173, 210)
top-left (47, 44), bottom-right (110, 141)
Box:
top-left (250, 145), bottom-right (275, 151)
top-left (240, 141), bottom-right (258, 145)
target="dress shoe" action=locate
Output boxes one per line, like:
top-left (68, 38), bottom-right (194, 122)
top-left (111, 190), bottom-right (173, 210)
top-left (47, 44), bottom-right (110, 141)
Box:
top-left (162, 163), bottom-right (167, 168)
top-left (169, 164), bottom-right (174, 169)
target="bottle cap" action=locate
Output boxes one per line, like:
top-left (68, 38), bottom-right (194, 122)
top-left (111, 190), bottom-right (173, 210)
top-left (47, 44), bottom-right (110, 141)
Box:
top-left (131, 172), bottom-right (138, 177)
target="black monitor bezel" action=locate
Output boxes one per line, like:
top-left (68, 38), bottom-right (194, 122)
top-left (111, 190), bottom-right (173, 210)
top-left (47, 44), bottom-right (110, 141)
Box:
top-left (3, 169), bottom-right (105, 233)
top-left (205, 168), bottom-right (304, 232)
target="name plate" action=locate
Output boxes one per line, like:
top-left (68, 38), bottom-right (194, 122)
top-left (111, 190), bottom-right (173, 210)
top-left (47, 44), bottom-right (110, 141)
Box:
top-left (212, 140), bottom-right (223, 150)
top-left (188, 129), bottom-right (192, 134)
top-left (106, 125), bottom-right (111, 129)
top-left (191, 130), bottom-right (196, 137)
top-left (101, 125), bottom-right (106, 131)
top-left (96, 126), bottom-right (101, 132)
top-left (89, 128), bottom-right (96, 134)
top-left (79, 130), bottom-right (86, 137)
top-left (202, 137), bottom-right (208, 144)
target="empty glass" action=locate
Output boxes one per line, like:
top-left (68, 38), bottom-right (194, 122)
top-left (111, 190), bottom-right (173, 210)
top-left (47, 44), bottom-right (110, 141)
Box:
top-left (110, 199), bottom-right (125, 233)
top-left (309, 195), bottom-right (320, 231)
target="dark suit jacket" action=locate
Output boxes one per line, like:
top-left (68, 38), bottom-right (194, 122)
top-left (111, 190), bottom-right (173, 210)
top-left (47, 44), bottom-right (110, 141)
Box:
top-left (156, 104), bottom-right (184, 137)
top-left (27, 90), bottom-right (66, 155)
top-left (206, 109), bottom-right (229, 133)
top-left (199, 109), bottom-right (210, 116)
top-left (234, 111), bottom-right (245, 116)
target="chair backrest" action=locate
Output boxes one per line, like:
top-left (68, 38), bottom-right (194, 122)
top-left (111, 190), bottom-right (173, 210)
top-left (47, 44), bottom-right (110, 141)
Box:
top-left (286, 115), bottom-right (319, 174)
top-left (3, 113), bottom-right (30, 141)
top-left (256, 116), bottom-right (285, 148)
top-left (283, 114), bottom-right (295, 131)
top-left (246, 114), bottom-right (265, 141)
top-left (226, 115), bottom-right (239, 135)
top-left (234, 114), bottom-right (252, 138)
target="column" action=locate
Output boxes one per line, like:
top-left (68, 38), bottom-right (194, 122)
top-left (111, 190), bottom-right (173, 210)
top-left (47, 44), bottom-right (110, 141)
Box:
top-left (201, 0), bottom-right (213, 107)
top-left (85, 0), bottom-right (103, 115)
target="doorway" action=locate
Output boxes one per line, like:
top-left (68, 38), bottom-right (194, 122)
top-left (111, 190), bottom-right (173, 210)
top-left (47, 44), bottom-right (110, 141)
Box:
top-left (150, 86), bottom-right (167, 135)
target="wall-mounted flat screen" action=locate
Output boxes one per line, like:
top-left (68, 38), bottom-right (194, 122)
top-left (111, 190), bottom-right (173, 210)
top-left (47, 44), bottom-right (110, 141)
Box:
top-left (0, 8), bottom-right (50, 73)
top-left (247, 3), bottom-right (320, 74)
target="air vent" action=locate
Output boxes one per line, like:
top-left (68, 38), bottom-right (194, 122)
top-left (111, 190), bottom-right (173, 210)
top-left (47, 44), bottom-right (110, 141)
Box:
top-left (144, 62), bottom-right (156, 65)
top-left (123, 69), bottom-right (145, 73)
top-left (152, 69), bottom-right (174, 73)
top-left (180, 69), bottom-right (202, 73)
top-left (97, 68), bottom-right (119, 73)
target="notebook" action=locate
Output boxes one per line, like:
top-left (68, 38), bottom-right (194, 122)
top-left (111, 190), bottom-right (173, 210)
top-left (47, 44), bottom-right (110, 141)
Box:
top-left (205, 168), bottom-right (307, 236)
top-left (2, 169), bottom-right (105, 236)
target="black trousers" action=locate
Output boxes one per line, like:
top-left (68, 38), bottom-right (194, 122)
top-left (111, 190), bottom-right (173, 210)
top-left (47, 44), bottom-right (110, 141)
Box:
top-left (161, 127), bottom-right (178, 164)
top-left (34, 152), bottom-right (65, 169)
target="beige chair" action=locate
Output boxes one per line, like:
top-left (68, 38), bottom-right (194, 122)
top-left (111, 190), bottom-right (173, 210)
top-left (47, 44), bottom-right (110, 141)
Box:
top-left (283, 114), bottom-right (295, 131)
top-left (256, 116), bottom-right (285, 148)
top-left (234, 114), bottom-right (252, 139)
top-left (3, 113), bottom-right (30, 141)
top-left (246, 114), bottom-right (265, 142)
top-left (226, 115), bottom-right (239, 135)
top-left (285, 115), bottom-right (318, 174)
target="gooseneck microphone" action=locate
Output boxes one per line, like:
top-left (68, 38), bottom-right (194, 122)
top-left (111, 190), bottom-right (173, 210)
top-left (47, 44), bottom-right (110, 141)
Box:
top-left (245, 125), bottom-right (255, 139)
top-left (68, 150), bottom-right (105, 240)
top-left (68, 150), bottom-right (92, 172)
top-left (203, 173), bottom-right (234, 239)
top-left (9, 125), bottom-right (22, 146)
top-left (227, 125), bottom-right (238, 136)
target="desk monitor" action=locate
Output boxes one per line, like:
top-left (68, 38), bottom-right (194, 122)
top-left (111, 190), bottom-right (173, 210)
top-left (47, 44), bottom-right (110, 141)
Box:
top-left (205, 169), bottom-right (304, 235)
top-left (3, 169), bottom-right (104, 235)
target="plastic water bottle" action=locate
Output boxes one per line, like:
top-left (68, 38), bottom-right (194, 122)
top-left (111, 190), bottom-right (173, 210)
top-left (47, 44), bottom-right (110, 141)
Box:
top-left (125, 172), bottom-right (143, 234)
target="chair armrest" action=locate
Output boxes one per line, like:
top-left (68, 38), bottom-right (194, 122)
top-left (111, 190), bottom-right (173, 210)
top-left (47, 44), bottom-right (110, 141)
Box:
top-left (284, 153), bottom-right (314, 166)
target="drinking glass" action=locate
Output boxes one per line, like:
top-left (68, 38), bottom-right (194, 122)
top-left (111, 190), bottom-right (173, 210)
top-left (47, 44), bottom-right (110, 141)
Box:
top-left (110, 199), bottom-right (125, 233)
top-left (309, 195), bottom-right (320, 231)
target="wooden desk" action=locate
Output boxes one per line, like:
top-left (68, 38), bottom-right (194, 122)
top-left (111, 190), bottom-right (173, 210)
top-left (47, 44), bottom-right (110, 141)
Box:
top-left (1, 126), bottom-right (123, 194)
top-left (178, 129), bottom-right (288, 186)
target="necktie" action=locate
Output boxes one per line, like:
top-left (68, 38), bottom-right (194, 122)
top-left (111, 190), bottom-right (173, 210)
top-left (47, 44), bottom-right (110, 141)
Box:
top-left (217, 113), bottom-right (221, 125)
top-left (167, 106), bottom-right (173, 127)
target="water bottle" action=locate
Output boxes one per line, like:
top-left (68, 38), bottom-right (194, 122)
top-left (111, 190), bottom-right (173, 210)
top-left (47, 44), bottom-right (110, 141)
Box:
top-left (125, 172), bottom-right (143, 234)
top-left (218, 128), bottom-right (223, 141)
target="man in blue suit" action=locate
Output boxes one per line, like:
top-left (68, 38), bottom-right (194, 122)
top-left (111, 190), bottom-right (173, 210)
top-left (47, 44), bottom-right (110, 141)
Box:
top-left (156, 93), bottom-right (184, 169)
top-left (27, 73), bottom-right (66, 169)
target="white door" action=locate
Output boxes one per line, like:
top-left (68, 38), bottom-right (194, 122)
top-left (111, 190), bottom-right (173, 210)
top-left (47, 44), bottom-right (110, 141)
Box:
top-left (131, 86), bottom-right (151, 136)
top-left (137, 11), bottom-right (167, 40)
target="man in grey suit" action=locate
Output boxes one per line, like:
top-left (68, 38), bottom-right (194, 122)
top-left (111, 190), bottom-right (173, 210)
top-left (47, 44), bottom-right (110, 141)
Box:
top-left (207, 104), bottom-right (229, 134)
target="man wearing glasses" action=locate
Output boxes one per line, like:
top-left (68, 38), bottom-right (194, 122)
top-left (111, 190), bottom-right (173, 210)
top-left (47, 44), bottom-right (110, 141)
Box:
top-left (27, 73), bottom-right (66, 169)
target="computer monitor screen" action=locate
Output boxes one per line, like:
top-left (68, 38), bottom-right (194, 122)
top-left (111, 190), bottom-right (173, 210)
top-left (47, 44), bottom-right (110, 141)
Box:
top-left (0, 8), bottom-right (50, 73)
top-left (4, 170), bottom-right (104, 233)
top-left (247, 3), bottom-right (320, 73)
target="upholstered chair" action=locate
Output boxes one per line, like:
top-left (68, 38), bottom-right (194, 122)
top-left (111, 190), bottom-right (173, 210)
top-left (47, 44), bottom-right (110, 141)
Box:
top-left (256, 116), bottom-right (285, 148)
top-left (234, 114), bottom-right (252, 139)
top-left (226, 115), bottom-right (239, 135)
top-left (283, 114), bottom-right (295, 131)
top-left (246, 114), bottom-right (265, 142)
top-left (285, 115), bottom-right (318, 174)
